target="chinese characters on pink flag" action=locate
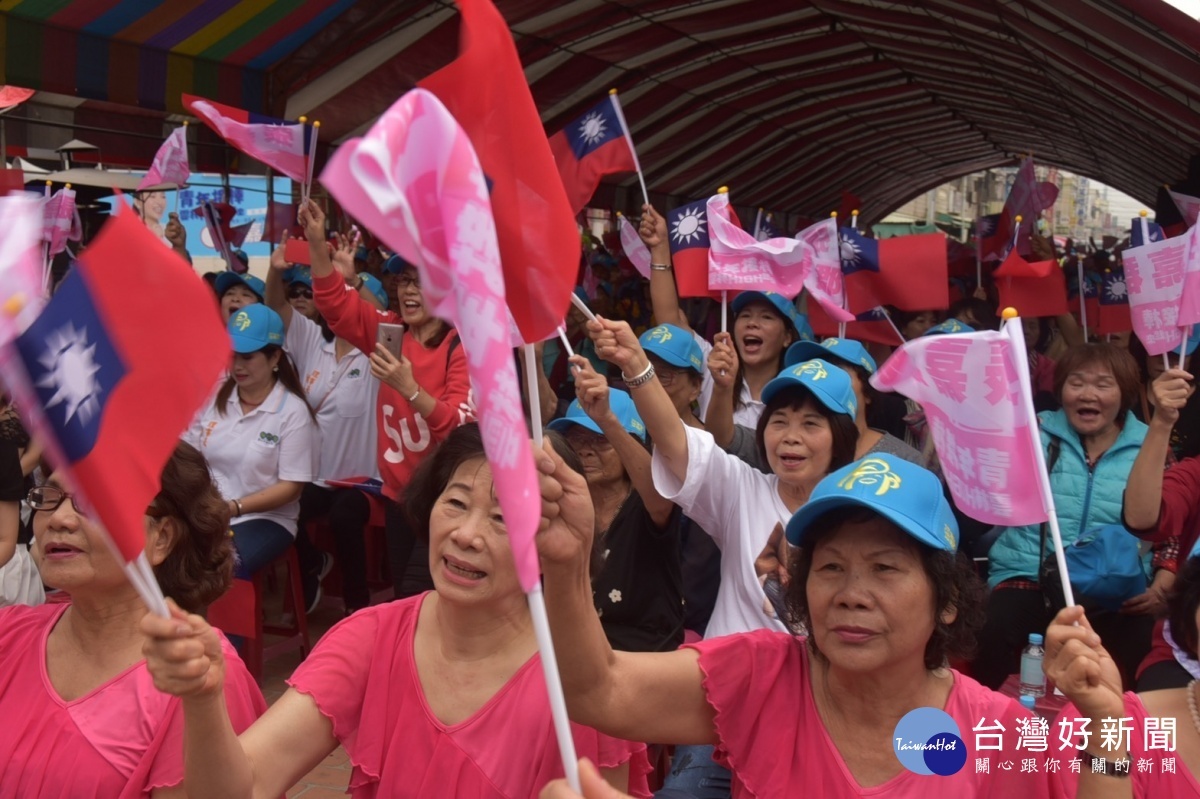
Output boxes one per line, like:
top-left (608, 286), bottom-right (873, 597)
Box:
top-left (618, 214), bottom-right (652, 279)
top-left (870, 329), bottom-right (1048, 526)
top-left (795, 217), bottom-right (854, 322)
top-left (137, 126), bottom-right (191, 191)
top-left (320, 88), bottom-right (542, 592)
top-left (1122, 235), bottom-right (1190, 355)
top-left (41, 187), bottom-right (80, 258)
top-left (707, 191), bottom-right (816, 300)
top-left (1176, 223), bottom-right (1200, 328)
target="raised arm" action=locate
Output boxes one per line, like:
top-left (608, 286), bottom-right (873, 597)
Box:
top-left (641, 204), bottom-right (689, 332)
top-left (570, 355), bottom-right (675, 528)
top-left (702, 332), bottom-right (739, 448)
top-left (1123, 368), bottom-right (1192, 532)
top-left (141, 603), bottom-right (339, 799)
top-left (589, 317), bottom-right (690, 483)
top-left (535, 441), bottom-right (716, 745)
top-left (263, 235), bottom-right (294, 331)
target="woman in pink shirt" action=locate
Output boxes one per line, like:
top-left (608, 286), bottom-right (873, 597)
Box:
top-left (0, 442), bottom-right (266, 799)
top-left (536, 447), bottom-right (1055, 798)
top-left (141, 424), bottom-right (650, 799)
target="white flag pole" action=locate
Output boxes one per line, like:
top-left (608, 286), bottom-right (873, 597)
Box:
top-left (1181, 330), bottom-right (1191, 367)
top-left (1002, 306), bottom-right (1074, 608)
top-left (521, 343), bottom-right (582, 792)
top-left (569, 291), bottom-right (598, 322)
top-left (879, 306), bottom-right (906, 343)
top-left (609, 89), bottom-right (648, 207)
top-left (1077, 259), bottom-right (1088, 341)
top-left (753, 208), bottom-right (763, 241)
top-left (1138, 209), bottom-right (1151, 248)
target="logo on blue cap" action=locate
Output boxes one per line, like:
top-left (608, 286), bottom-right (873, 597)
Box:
top-left (837, 458), bottom-right (902, 495)
top-left (793, 360), bottom-right (828, 381)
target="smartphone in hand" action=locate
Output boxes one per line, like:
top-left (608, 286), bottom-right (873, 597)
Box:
top-left (377, 323), bottom-right (404, 359)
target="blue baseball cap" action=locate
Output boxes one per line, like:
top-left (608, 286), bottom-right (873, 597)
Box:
top-left (284, 267), bottom-right (312, 288)
top-left (360, 273), bottom-right (388, 310)
top-left (785, 337), bottom-right (877, 374)
top-left (785, 454), bottom-right (960, 552)
top-left (382, 254), bottom-right (414, 274)
top-left (228, 304), bottom-right (285, 353)
top-left (547, 388), bottom-right (646, 442)
top-left (215, 271), bottom-right (266, 301)
top-left (731, 291), bottom-right (815, 342)
top-left (640, 324), bottom-right (704, 374)
top-left (761, 359), bottom-right (857, 418)
top-left (923, 319), bottom-right (973, 337)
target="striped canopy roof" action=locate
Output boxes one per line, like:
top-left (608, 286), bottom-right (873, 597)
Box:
top-left (2, 0), bottom-right (1199, 220)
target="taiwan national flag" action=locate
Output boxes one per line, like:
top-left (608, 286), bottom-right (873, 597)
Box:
top-left (548, 94), bottom-right (638, 215)
top-left (1131, 217), bottom-right (1166, 248)
top-left (183, 94), bottom-right (313, 184)
top-left (844, 233), bottom-right (949, 313)
top-left (1097, 269), bottom-right (1133, 334)
top-left (839, 226), bottom-right (879, 275)
top-left (753, 210), bottom-right (784, 241)
top-left (1068, 270), bottom-right (1101, 331)
top-left (5, 206), bottom-right (229, 565)
top-left (668, 198), bottom-right (718, 298)
top-left (809, 304), bottom-right (904, 346)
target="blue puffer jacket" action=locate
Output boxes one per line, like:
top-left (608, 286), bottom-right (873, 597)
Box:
top-left (987, 408), bottom-right (1148, 588)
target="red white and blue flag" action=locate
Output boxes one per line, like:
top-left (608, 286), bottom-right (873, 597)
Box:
top-left (793, 217), bottom-right (853, 321)
top-left (183, 94), bottom-right (313, 184)
top-left (668, 198), bottom-right (717, 298)
top-left (1098, 269), bottom-right (1133, 335)
top-left (844, 233), bottom-right (949, 313)
top-left (4, 206), bottom-right (229, 568)
top-left (548, 94), bottom-right (638, 215)
top-left (137, 126), bottom-right (191, 191)
top-left (752, 210), bottom-right (784, 241)
top-left (809, 304), bottom-right (903, 346)
top-left (839, 226), bottom-right (879, 275)
top-left (1131, 217), bottom-right (1166, 248)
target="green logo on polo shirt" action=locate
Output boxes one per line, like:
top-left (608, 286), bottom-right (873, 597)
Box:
top-left (258, 432), bottom-right (280, 445)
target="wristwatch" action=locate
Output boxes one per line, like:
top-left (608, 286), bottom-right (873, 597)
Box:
top-left (353, 275), bottom-right (365, 290)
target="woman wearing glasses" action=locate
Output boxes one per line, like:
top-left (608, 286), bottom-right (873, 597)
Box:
top-left (0, 442), bottom-right (267, 798)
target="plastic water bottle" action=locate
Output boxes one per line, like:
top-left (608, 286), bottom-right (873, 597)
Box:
top-left (1019, 633), bottom-right (1046, 697)
top-left (1019, 694), bottom-right (1039, 717)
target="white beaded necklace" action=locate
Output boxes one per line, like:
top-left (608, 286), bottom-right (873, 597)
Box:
top-left (1187, 679), bottom-right (1200, 736)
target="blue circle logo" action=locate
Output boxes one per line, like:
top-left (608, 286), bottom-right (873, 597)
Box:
top-left (892, 707), bottom-right (966, 776)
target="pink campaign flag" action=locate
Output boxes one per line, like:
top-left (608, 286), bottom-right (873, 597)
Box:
top-left (618, 213), bottom-right (651, 279)
top-left (706, 192), bottom-right (853, 320)
top-left (42, 187), bottom-right (80, 257)
top-left (1171, 190), bottom-right (1200, 228)
top-left (137, 127), bottom-right (191, 191)
top-left (795, 216), bottom-right (854, 322)
top-left (0, 194), bottom-right (48, 344)
top-left (321, 88), bottom-right (542, 592)
top-left (871, 327), bottom-right (1049, 526)
top-left (1179, 224), bottom-right (1200, 329)
top-left (183, 95), bottom-right (312, 184)
top-left (1123, 235), bottom-right (1189, 355)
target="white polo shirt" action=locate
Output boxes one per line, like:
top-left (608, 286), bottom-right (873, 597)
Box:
top-left (184, 381), bottom-right (316, 536)
top-left (693, 331), bottom-right (764, 429)
top-left (285, 314), bottom-right (379, 485)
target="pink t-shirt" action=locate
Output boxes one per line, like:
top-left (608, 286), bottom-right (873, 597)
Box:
top-left (1050, 693), bottom-right (1200, 797)
top-left (287, 594), bottom-right (652, 798)
top-left (0, 602), bottom-right (267, 799)
top-left (686, 630), bottom-right (1055, 798)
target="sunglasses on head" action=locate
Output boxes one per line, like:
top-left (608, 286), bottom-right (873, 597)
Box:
top-left (288, 285), bottom-right (313, 299)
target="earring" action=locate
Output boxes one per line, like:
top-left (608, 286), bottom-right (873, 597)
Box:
top-left (273, 366), bottom-right (279, 373)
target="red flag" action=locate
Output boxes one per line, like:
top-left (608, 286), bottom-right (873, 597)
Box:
top-left (7, 206), bottom-right (228, 562)
top-left (997, 268), bottom-right (1069, 319)
top-left (837, 190), bottom-right (862, 223)
top-left (993, 249), bottom-right (1056, 280)
top-left (420, 0), bottom-right (577, 343)
top-left (847, 233), bottom-right (949, 313)
top-left (0, 169), bottom-right (26, 196)
top-left (809, 304), bottom-right (903, 346)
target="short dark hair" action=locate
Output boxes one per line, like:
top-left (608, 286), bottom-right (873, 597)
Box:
top-left (785, 506), bottom-right (986, 670)
top-left (153, 442), bottom-right (235, 613)
top-left (753, 384), bottom-right (859, 471)
top-left (1054, 343), bottom-right (1142, 420)
top-left (404, 424), bottom-right (583, 542)
top-left (948, 297), bottom-right (998, 330)
top-left (1168, 557), bottom-right (1200, 660)
top-left (215, 346), bottom-right (316, 423)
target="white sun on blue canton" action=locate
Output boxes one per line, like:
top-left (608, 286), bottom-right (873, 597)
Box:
top-left (671, 207), bottom-right (706, 245)
top-left (37, 323), bottom-right (103, 427)
top-left (578, 111), bottom-right (608, 146)
top-left (840, 232), bottom-right (862, 263)
top-left (1105, 277), bottom-right (1127, 302)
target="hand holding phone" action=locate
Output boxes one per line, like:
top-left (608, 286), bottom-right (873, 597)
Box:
top-left (376, 323), bottom-right (404, 360)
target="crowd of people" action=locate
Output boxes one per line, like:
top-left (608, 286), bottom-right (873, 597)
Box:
top-left (0, 195), bottom-right (1197, 799)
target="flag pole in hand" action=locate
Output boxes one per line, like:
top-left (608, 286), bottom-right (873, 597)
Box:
top-left (1002, 306), bottom-right (1074, 608)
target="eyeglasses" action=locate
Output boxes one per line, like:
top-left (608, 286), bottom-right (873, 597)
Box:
top-left (396, 273), bottom-right (421, 289)
top-left (288, 286), bottom-right (314, 300)
top-left (655, 364), bottom-right (688, 386)
top-left (564, 431), bottom-right (613, 453)
top-left (28, 485), bottom-right (165, 518)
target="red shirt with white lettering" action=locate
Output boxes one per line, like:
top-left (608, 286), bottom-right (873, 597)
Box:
top-left (314, 272), bottom-right (472, 499)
